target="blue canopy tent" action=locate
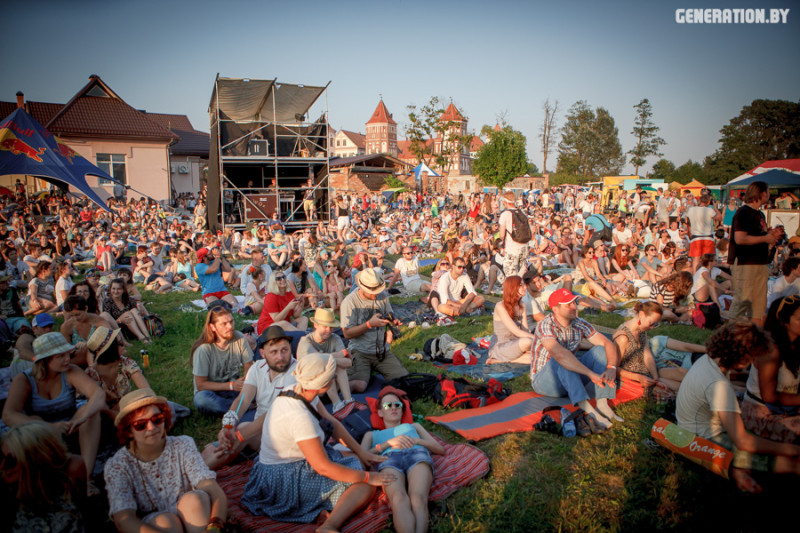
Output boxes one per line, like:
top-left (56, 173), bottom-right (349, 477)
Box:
top-left (725, 169), bottom-right (800, 189)
top-left (0, 107), bottom-right (115, 210)
top-left (413, 162), bottom-right (439, 181)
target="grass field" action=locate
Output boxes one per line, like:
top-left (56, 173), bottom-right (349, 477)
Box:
top-left (8, 287), bottom-right (787, 532)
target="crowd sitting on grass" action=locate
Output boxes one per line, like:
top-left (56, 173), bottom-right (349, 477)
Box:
top-left (0, 181), bottom-right (799, 529)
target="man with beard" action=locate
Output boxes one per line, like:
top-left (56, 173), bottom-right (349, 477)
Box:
top-left (191, 307), bottom-right (254, 417)
top-left (201, 325), bottom-right (296, 469)
top-left (530, 289), bottom-right (622, 431)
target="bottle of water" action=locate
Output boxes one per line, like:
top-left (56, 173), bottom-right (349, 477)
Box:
top-left (561, 408), bottom-right (576, 438)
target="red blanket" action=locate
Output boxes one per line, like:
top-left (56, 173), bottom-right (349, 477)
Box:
top-left (217, 437), bottom-right (489, 532)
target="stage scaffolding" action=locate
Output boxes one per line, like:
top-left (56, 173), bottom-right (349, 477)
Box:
top-left (207, 76), bottom-right (331, 232)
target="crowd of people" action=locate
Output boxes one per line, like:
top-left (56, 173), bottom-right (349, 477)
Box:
top-left (0, 178), bottom-right (799, 530)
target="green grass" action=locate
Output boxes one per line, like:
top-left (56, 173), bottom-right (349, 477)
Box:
top-left (75, 289), bottom-right (785, 532)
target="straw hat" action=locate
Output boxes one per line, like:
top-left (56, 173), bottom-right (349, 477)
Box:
top-left (114, 388), bottom-right (169, 427)
top-left (87, 326), bottom-right (121, 356)
top-left (32, 332), bottom-right (75, 362)
top-left (310, 308), bottom-right (340, 328)
top-left (355, 268), bottom-right (386, 295)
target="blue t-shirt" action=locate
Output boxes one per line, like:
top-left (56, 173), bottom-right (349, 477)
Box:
top-left (194, 262), bottom-right (226, 295)
top-left (372, 423), bottom-right (422, 455)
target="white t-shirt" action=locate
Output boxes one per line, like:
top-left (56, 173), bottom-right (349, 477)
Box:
top-left (498, 208), bottom-right (526, 254)
top-left (55, 276), bottom-right (74, 306)
top-left (239, 263), bottom-right (272, 294)
top-left (685, 206), bottom-right (716, 238)
top-left (243, 360), bottom-right (297, 418)
top-left (259, 394), bottom-right (322, 464)
top-left (767, 276), bottom-right (800, 308)
top-left (676, 355), bottom-right (740, 441)
top-left (437, 273), bottom-right (476, 305)
top-left (612, 228), bottom-right (633, 244)
top-left (394, 257), bottom-right (422, 286)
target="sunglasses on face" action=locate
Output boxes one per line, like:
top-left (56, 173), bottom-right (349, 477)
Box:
top-left (131, 412), bottom-right (165, 432)
top-left (454, 264), bottom-right (465, 269)
top-left (382, 401), bottom-right (403, 410)
top-left (275, 276), bottom-right (286, 281)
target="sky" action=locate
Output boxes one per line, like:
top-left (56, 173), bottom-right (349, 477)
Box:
top-left (2, 0), bottom-right (798, 175)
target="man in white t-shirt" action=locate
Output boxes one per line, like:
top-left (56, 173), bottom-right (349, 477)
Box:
top-left (767, 256), bottom-right (800, 308)
top-left (685, 195), bottom-right (722, 273)
top-left (238, 248), bottom-right (272, 293)
top-left (202, 325), bottom-right (297, 470)
top-left (437, 257), bottom-right (485, 317)
top-left (387, 248), bottom-right (431, 294)
top-left (612, 219), bottom-right (633, 246)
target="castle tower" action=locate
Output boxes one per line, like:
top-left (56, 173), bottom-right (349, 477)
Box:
top-left (365, 99), bottom-right (397, 156)
top-left (438, 102), bottom-right (470, 175)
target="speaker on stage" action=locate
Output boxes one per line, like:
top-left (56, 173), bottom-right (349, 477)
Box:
top-left (249, 139), bottom-right (268, 156)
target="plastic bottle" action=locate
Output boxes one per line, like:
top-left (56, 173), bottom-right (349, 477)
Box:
top-left (561, 408), bottom-right (576, 438)
top-left (141, 349), bottom-right (150, 369)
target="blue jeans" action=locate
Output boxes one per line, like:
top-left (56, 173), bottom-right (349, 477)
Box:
top-left (531, 345), bottom-right (616, 405)
top-left (194, 390), bottom-right (256, 421)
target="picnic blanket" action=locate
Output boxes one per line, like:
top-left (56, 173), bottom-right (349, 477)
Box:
top-left (427, 378), bottom-right (645, 441)
top-left (189, 295), bottom-right (246, 310)
top-left (433, 345), bottom-right (528, 382)
top-left (217, 436), bottom-right (490, 533)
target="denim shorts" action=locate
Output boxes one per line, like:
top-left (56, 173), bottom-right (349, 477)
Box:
top-left (378, 447), bottom-right (434, 475)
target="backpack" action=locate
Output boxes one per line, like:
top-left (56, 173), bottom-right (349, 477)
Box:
top-left (692, 302), bottom-right (721, 330)
top-left (423, 334), bottom-right (467, 363)
top-left (509, 209), bottom-right (532, 244)
top-left (433, 375), bottom-right (510, 409)
top-left (584, 214), bottom-right (613, 243)
top-left (144, 314), bottom-right (166, 337)
top-left (386, 373), bottom-right (440, 402)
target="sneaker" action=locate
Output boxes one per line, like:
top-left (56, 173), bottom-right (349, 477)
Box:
top-left (332, 400), bottom-right (346, 412)
top-left (437, 316), bottom-right (455, 326)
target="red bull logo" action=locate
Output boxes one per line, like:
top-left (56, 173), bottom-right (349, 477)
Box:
top-left (55, 136), bottom-right (79, 164)
top-left (0, 128), bottom-right (46, 162)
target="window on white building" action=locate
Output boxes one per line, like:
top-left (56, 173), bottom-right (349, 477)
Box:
top-left (96, 153), bottom-right (126, 185)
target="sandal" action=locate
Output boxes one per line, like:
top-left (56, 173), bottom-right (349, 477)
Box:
top-left (584, 413), bottom-right (608, 434)
top-left (575, 413), bottom-right (592, 437)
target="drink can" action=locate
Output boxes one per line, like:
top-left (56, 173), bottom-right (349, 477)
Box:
top-left (142, 352), bottom-right (150, 369)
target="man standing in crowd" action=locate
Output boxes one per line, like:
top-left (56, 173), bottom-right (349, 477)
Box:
top-left (341, 268), bottom-right (407, 393)
top-left (191, 307), bottom-right (254, 417)
top-left (529, 289), bottom-right (622, 430)
top-left (387, 247), bottom-right (431, 295)
top-left (728, 181), bottom-right (781, 326)
top-left (499, 191), bottom-right (530, 277)
top-left (685, 194), bottom-right (721, 273)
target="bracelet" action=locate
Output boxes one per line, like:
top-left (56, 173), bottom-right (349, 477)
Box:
top-left (607, 366), bottom-right (616, 370)
top-left (235, 430), bottom-right (245, 442)
top-left (364, 471), bottom-right (370, 483)
top-left (366, 322), bottom-right (371, 329)
top-left (374, 442), bottom-right (382, 452)
top-left (342, 348), bottom-right (349, 357)
top-left (228, 381), bottom-right (233, 391)
top-left (206, 517), bottom-right (225, 531)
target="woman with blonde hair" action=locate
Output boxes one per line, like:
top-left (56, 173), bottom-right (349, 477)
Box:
top-left (255, 271), bottom-right (308, 334)
top-left (2, 421), bottom-right (87, 531)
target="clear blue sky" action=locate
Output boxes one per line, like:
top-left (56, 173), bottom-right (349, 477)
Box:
top-left (2, 0), bottom-right (798, 174)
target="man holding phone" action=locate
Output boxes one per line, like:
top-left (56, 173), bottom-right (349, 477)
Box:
top-left (196, 246), bottom-right (240, 310)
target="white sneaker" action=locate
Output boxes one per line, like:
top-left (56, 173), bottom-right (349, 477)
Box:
top-left (332, 400), bottom-right (346, 412)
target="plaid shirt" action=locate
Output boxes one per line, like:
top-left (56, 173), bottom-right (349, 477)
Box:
top-left (530, 314), bottom-right (597, 377)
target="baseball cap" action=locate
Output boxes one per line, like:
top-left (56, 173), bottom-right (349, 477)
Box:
top-left (32, 313), bottom-right (55, 327)
top-left (548, 288), bottom-right (579, 308)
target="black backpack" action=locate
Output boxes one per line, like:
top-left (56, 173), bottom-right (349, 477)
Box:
top-left (434, 375), bottom-right (510, 409)
top-left (386, 373), bottom-right (440, 401)
top-left (509, 209), bottom-right (532, 244)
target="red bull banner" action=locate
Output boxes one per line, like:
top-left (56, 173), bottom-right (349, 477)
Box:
top-left (0, 107), bottom-right (114, 210)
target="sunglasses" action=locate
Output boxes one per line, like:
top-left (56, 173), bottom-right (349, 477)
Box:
top-left (454, 264), bottom-right (465, 269)
top-left (777, 295), bottom-right (800, 317)
top-left (275, 276), bottom-right (286, 281)
top-left (382, 401), bottom-right (403, 410)
top-left (131, 412), bottom-right (165, 432)
top-left (440, 262), bottom-right (450, 266)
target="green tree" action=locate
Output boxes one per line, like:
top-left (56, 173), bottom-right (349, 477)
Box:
top-left (628, 98), bottom-right (666, 176)
top-left (526, 161), bottom-right (540, 176)
top-left (556, 101), bottom-right (625, 178)
top-left (405, 97), bottom-right (470, 175)
top-left (703, 99), bottom-right (800, 184)
top-left (472, 124), bottom-right (529, 188)
top-left (650, 158), bottom-right (676, 181)
top-left (672, 160), bottom-right (707, 185)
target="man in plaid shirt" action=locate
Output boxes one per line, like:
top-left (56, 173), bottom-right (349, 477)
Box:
top-left (530, 289), bottom-right (622, 430)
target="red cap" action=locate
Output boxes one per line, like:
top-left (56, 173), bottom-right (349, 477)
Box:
top-left (548, 288), bottom-right (579, 309)
top-left (196, 247), bottom-right (210, 262)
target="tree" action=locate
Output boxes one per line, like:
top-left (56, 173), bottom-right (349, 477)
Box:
top-left (405, 96), bottom-right (471, 175)
top-left (672, 160), bottom-right (707, 185)
top-left (650, 158), bottom-right (676, 181)
top-left (539, 98), bottom-right (559, 174)
top-left (628, 98), bottom-right (666, 176)
top-left (703, 99), bottom-right (800, 184)
top-left (526, 161), bottom-right (540, 176)
top-left (472, 124), bottom-right (529, 188)
top-left (557, 101), bottom-right (625, 178)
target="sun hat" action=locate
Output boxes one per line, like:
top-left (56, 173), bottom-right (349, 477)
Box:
top-left (196, 247), bottom-right (210, 262)
top-left (31, 313), bottom-right (55, 328)
top-left (548, 288), bottom-right (580, 309)
top-left (310, 308), bottom-right (340, 328)
top-left (257, 325), bottom-right (292, 349)
top-left (293, 353), bottom-right (336, 391)
top-left (32, 332), bottom-right (75, 362)
top-left (114, 387), bottom-right (170, 427)
top-left (355, 268), bottom-right (386, 295)
top-left (87, 326), bottom-right (121, 356)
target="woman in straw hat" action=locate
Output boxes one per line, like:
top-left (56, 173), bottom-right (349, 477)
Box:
top-left (242, 353), bottom-right (394, 531)
top-left (2, 332), bottom-right (105, 495)
top-left (297, 308), bottom-right (353, 412)
top-left (104, 388), bottom-right (227, 532)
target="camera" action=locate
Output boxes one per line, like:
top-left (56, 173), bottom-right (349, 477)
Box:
top-left (379, 312), bottom-right (403, 339)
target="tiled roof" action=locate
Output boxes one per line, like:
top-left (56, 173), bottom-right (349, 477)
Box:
top-left (340, 130), bottom-right (366, 149)
top-left (440, 102), bottom-right (464, 122)
top-left (0, 101), bottom-right (64, 125)
top-left (366, 100), bottom-right (396, 125)
top-left (48, 95), bottom-right (175, 141)
top-left (147, 113), bottom-right (210, 157)
top-left (470, 136), bottom-right (484, 150)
